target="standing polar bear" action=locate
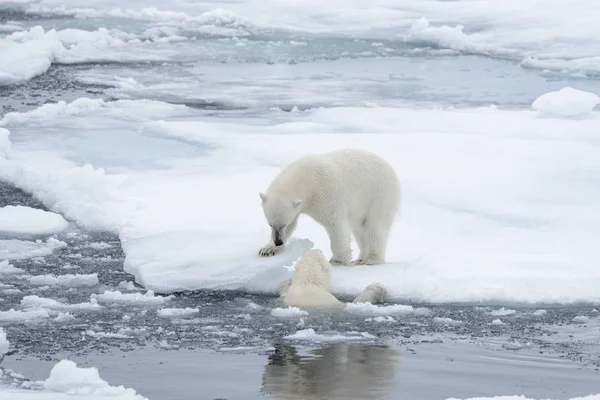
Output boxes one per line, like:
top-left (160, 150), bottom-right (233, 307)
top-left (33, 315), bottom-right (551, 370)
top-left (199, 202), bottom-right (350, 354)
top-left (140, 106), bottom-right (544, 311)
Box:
top-left (259, 149), bottom-right (401, 266)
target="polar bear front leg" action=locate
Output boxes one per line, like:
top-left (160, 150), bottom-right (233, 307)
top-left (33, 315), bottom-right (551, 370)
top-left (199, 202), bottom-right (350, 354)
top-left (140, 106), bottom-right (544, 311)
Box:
top-left (258, 217), bottom-right (298, 258)
top-left (325, 220), bottom-right (352, 266)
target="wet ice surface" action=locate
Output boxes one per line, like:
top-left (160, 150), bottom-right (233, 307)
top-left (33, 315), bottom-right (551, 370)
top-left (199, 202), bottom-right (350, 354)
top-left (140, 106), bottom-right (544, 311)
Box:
top-left (1, 182), bottom-right (600, 399)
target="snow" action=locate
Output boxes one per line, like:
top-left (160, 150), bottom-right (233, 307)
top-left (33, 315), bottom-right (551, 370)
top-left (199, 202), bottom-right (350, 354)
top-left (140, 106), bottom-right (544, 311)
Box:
top-left (345, 303), bottom-right (430, 317)
top-left (156, 307), bottom-right (200, 318)
top-left (91, 290), bottom-right (174, 305)
top-left (404, 18), bottom-right (506, 58)
top-left (2, 99), bottom-right (600, 305)
top-left (284, 328), bottom-right (377, 343)
top-left (118, 281), bottom-right (137, 291)
top-left (0, 26), bottom-right (177, 86)
top-left (20, 295), bottom-right (103, 311)
top-left (0, 206), bottom-right (69, 236)
top-left (84, 330), bottom-right (132, 339)
top-left (489, 308), bottom-right (516, 317)
top-left (0, 238), bottom-right (67, 260)
top-left (0, 327), bottom-right (8, 357)
top-left (532, 87), bottom-right (600, 117)
top-left (54, 312), bottom-right (76, 323)
top-left (0, 308), bottom-right (51, 322)
top-left (0, 127), bottom-right (10, 158)
top-left (532, 309), bottom-right (547, 316)
top-left (270, 307), bottom-right (309, 318)
top-left (0, 359), bottom-right (149, 400)
top-left (433, 317), bottom-right (463, 326)
top-left (28, 273), bottom-right (99, 288)
top-left (0, 260), bottom-right (25, 274)
top-left (365, 316), bottom-right (395, 323)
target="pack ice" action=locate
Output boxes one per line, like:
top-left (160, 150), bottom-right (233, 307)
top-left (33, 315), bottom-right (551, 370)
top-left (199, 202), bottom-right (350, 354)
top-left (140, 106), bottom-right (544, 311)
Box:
top-left (0, 95), bottom-right (599, 305)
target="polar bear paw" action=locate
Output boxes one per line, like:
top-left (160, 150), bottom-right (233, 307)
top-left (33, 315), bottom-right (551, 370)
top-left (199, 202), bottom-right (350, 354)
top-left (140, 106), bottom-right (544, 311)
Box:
top-left (351, 256), bottom-right (384, 266)
top-left (258, 244), bottom-right (284, 257)
top-left (329, 257), bottom-right (351, 266)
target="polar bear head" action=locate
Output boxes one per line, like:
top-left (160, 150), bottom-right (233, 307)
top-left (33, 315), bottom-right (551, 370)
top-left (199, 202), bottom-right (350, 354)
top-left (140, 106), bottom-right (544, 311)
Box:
top-left (292, 249), bottom-right (331, 289)
top-left (259, 192), bottom-right (302, 246)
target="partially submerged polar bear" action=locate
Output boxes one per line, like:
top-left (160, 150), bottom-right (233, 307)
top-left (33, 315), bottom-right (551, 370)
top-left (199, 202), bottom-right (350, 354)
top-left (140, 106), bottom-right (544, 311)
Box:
top-left (278, 249), bottom-right (387, 309)
top-left (259, 149), bottom-right (401, 266)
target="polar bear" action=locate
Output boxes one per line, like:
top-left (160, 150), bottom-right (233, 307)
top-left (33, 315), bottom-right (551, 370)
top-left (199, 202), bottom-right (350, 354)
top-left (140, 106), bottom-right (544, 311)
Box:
top-left (278, 249), bottom-right (387, 308)
top-left (258, 148), bottom-right (401, 266)
top-left (279, 249), bottom-right (342, 309)
top-left (352, 283), bottom-right (387, 304)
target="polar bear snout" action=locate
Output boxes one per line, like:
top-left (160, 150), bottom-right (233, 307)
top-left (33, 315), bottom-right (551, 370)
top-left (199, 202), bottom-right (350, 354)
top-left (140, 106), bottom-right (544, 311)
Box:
top-left (272, 226), bottom-right (285, 246)
top-left (273, 236), bottom-right (284, 247)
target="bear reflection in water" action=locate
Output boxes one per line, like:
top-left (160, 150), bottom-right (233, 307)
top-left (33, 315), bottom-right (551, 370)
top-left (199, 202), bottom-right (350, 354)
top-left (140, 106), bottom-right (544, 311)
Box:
top-left (262, 343), bottom-right (400, 400)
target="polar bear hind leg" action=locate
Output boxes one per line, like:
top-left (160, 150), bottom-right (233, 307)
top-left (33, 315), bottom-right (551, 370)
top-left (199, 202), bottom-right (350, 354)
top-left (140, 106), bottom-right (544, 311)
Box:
top-left (352, 206), bottom-right (395, 266)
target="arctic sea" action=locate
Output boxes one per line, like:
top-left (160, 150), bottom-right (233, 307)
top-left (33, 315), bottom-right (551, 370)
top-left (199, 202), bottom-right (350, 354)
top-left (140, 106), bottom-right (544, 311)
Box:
top-left (1, 0), bottom-right (600, 399)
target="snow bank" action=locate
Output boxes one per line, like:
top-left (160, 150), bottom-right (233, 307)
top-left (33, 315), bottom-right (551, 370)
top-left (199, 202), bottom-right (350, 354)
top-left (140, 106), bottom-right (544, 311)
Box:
top-left (2, 99), bottom-right (600, 305)
top-left (0, 26), bottom-right (175, 86)
top-left (0, 238), bottom-right (67, 260)
top-left (0, 206), bottom-right (69, 236)
top-left (29, 273), bottom-right (99, 288)
top-left (532, 87), bottom-right (600, 117)
top-left (28, 6), bottom-right (260, 38)
top-left (91, 290), bottom-right (173, 305)
top-left (403, 18), bottom-right (511, 58)
top-left (271, 307), bottom-right (309, 318)
top-left (156, 307), bottom-right (199, 318)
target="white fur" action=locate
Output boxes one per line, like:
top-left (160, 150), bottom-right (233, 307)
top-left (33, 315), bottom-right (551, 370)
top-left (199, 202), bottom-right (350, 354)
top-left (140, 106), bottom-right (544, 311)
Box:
top-left (259, 148), bottom-right (401, 265)
top-left (352, 283), bottom-right (387, 304)
top-left (278, 249), bottom-right (388, 309)
top-left (279, 249), bottom-right (343, 309)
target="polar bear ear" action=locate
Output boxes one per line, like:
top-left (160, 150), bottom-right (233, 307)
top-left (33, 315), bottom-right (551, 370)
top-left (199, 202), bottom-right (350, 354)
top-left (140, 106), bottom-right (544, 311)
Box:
top-left (259, 192), bottom-right (268, 203)
top-left (292, 199), bottom-right (302, 208)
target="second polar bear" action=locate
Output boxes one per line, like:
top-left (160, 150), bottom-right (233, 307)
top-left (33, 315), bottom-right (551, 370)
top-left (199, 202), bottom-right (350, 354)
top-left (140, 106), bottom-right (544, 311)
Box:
top-left (259, 148), bottom-right (401, 266)
top-left (279, 249), bottom-right (387, 308)
top-left (279, 249), bottom-right (341, 308)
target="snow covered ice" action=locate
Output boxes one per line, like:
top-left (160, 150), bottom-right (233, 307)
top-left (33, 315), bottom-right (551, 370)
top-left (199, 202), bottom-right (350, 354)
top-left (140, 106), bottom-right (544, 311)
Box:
top-left (0, 205), bottom-right (69, 236)
top-left (2, 100), bottom-right (599, 304)
top-left (532, 87), bottom-right (600, 117)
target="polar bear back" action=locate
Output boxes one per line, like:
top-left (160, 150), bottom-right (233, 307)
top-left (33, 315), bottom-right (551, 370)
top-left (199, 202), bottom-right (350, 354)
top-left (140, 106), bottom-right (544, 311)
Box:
top-left (283, 284), bottom-right (343, 308)
top-left (290, 249), bottom-right (332, 289)
top-left (266, 149), bottom-right (401, 218)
